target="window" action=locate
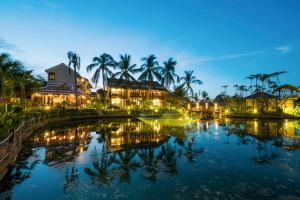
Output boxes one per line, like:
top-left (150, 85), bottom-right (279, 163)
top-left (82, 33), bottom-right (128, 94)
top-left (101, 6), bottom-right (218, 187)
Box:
top-left (49, 72), bottom-right (55, 80)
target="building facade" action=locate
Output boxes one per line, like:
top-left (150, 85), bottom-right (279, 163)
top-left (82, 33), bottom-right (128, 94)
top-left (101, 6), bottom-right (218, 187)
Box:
top-left (244, 91), bottom-right (296, 112)
top-left (31, 63), bottom-right (92, 109)
top-left (107, 78), bottom-right (167, 109)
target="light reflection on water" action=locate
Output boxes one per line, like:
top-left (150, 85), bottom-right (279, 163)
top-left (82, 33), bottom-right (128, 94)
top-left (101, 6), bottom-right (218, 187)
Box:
top-left (0, 118), bottom-right (300, 200)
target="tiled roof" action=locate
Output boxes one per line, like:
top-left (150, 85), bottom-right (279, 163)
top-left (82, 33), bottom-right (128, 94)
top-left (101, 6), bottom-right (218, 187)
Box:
top-left (107, 78), bottom-right (166, 90)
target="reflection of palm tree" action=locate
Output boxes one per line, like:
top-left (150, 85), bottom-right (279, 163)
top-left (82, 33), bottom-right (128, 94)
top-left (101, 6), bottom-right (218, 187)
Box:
top-left (157, 141), bottom-right (177, 173)
top-left (250, 140), bottom-right (279, 165)
top-left (180, 138), bottom-right (204, 163)
top-left (113, 149), bottom-right (140, 183)
top-left (64, 166), bottom-right (79, 192)
top-left (137, 147), bottom-right (158, 180)
top-left (84, 147), bottom-right (115, 185)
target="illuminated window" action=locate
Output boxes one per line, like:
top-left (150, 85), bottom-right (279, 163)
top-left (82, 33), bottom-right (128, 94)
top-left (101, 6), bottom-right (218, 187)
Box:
top-left (49, 72), bottom-right (55, 80)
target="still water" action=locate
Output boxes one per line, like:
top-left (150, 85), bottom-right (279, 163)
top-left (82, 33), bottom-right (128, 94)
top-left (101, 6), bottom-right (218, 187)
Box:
top-left (1, 118), bottom-right (300, 200)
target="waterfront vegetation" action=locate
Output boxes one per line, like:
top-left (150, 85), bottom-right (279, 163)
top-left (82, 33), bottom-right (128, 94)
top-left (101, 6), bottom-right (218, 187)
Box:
top-left (1, 51), bottom-right (300, 139)
top-left (0, 52), bottom-right (203, 137)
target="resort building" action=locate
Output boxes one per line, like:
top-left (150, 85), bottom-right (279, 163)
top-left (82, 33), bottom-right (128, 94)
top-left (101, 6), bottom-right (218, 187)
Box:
top-left (107, 78), bottom-right (168, 108)
top-left (31, 63), bottom-right (92, 109)
top-left (244, 91), bottom-right (297, 112)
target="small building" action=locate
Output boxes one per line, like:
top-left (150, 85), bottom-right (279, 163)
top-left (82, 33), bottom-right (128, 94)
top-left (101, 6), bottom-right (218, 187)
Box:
top-left (244, 91), bottom-right (296, 112)
top-left (107, 78), bottom-right (167, 108)
top-left (31, 63), bottom-right (92, 109)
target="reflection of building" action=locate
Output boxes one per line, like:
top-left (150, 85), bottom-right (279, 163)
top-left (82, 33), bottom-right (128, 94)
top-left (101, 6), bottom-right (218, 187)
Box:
top-left (226, 119), bottom-right (300, 150)
top-left (31, 63), bottom-right (92, 109)
top-left (107, 78), bottom-right (167, 108)
top-left (104, 120), bottom-right (168, 151)
top-left (32, 126), bottom-right (92, 164)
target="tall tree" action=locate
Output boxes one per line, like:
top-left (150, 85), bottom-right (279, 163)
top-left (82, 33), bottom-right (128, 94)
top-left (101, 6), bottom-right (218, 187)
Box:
top-left (251, 74), bottom-right (260, 92)
top-left (258, 74), bottom-right (270, 92)
top-left (221, 85), bottom-right (228, 96)
top-left (113, 54), bottom-right (140, 81)
top-left (181, 70), bottom-right (203, 96)
top-left (0, 53), bottom-right (23, 105)
top-left (113, 54), bottom-right (140, 101)
top-left (271, 71), bottom-right (287, 86)
top-left (161, 58), bottom-right (178, 90)
top-left (246, 75), bottom-right (254, 94)
top-left (201, 91), bottom-right (208, 101)
top-left (67, 51), bottom-right (81, 109)
top-left (238, 85), bottom-right (248, 97)
top-left (138, 55), bottom-right (162, 97)
top-left (87, 53), bottom-right (115, 89)
top-left (233, 84), bottom-right (239, 95)
top-left (138, 54), bottom-right (161, 82)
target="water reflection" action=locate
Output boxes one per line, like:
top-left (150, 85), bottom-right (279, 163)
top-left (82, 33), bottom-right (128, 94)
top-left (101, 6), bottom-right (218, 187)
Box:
top-left (0, 118), bottom-right (300, 199)
top-left (224, 119), bottom-right (300, 150)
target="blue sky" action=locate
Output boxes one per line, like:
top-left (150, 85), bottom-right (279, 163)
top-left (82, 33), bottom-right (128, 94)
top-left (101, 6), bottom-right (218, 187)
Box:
top-left (0, 0), bottom-right (299, 97)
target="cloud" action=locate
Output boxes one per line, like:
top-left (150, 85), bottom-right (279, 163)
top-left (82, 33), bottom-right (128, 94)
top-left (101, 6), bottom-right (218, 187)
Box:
top-left (175, 50), bottom-right (268, 67)
top-left (176, 44), bottom-right (291, 67)
top-left (276, 45), bottom-right (290, 53)
top-left (0, 37), bottom-right (20, 52)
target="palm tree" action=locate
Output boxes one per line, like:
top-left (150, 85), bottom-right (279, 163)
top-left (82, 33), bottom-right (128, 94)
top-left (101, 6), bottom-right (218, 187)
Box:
top-left (258, 74), bottom-right (270, 92)
top-left (138, 54), bottom-right (162, 97)
top-left (113, 54), bottom-right (140, 102)
top-left (0, 53), bottom-right (23, 106)
top-left (87, 53), bottom-right (115, 89)
top-left (238, 85), bottom-right (248, 97)
top-left (181, 70), bottom-right (203, 96)
top-left (113, 54), bottom-right (140, 81)
top-left (18, 70), bottom-right (34, 105)
top-left (221, 85), bottom-right (228, 96)
top-left (252, 74), bottom-right (260, 92)
top-left (233, 84), bottom-right (239, 95)
top-left (172, 84), bottom-right (188, 106)
top-left (201, 91), bottom-right (208, 101)
top-left (67, 51), bottom-right (81, 109)
top-left (161, 58), bottom-right (178, 90)
top-left (271, 71), bottom-right (287, 86)
top-left (246, 75), bottom-right (255, 94)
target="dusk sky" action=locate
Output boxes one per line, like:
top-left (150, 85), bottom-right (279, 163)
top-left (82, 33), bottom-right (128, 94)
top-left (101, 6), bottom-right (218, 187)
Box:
top-left (0, 0), bottom-right (299, 97)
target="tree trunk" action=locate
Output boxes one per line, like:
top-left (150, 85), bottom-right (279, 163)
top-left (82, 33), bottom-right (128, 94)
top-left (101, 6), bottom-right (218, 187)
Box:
top-left (74, 67), bottom-right (78, 109)
top-left (102, 69), bottom-right (106, 105)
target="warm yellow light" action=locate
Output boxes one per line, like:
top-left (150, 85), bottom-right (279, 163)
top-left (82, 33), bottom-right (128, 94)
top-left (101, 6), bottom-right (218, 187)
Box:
top-left (214, 103), bottom-right (218, 110)
top-left (45, 105), bottom-right (51, 110)
top-left (253, 109), bottom-right (257, 114)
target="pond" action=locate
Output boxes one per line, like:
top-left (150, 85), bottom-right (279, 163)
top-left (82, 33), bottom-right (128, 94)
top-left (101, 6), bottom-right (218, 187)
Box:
top-left (1, 118), bottom-right (300, 200)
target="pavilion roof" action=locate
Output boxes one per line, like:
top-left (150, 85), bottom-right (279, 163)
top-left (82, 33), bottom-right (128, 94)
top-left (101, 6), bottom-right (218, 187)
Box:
top-left (245, 91), bottom-right (279, 99)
